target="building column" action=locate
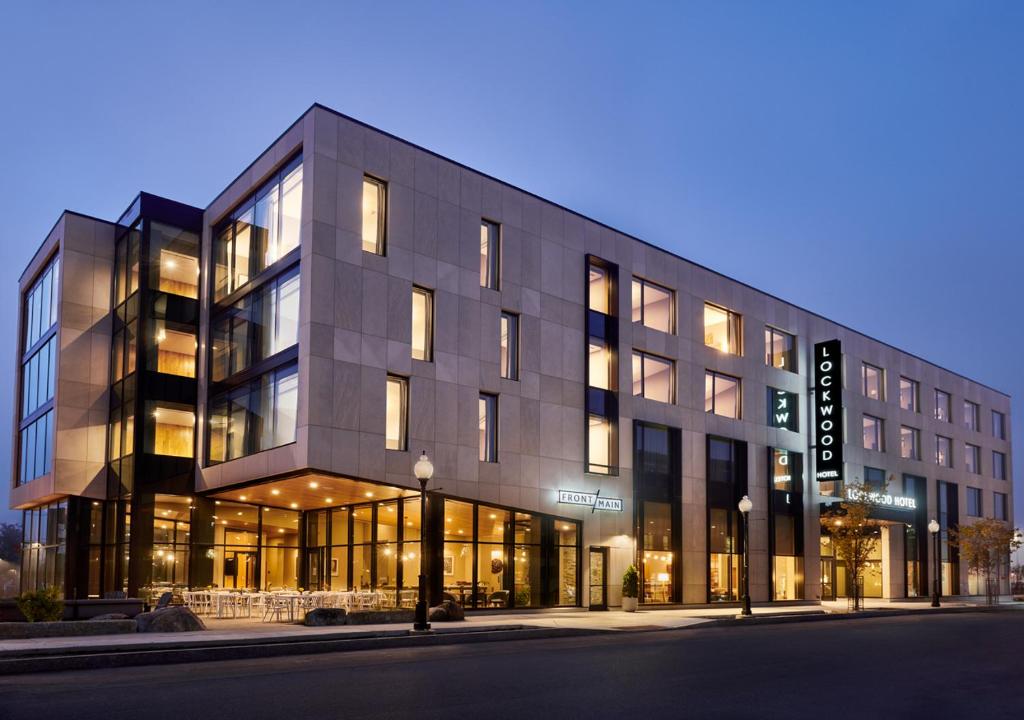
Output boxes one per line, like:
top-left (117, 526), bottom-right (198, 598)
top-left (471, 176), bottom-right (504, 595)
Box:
top-left (881, 524), bottom-right (905, 600)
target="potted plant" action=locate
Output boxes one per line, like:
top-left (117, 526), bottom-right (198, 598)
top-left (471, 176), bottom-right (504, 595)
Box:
top-left (622, 564), bottom-right (639, 612)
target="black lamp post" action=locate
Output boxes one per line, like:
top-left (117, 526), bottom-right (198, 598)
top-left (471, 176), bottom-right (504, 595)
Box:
top-left (413, 451), bottom-right (434, 632)
top-left (929, 518), bottom-right (941, 608)
top-left (738, 495), bottom-right (753, 617)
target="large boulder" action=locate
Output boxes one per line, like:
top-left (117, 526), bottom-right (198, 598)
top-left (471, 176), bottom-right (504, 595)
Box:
top-left (428, 600), bottom-right (465, 622)
top-left (304, 608), bottom-right (347, 626)
top-left (135, 606), bottom-right (206, 633)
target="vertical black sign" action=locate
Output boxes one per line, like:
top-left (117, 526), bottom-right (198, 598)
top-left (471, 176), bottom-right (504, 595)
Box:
top-left (814, 340), bottom-right (843, 481)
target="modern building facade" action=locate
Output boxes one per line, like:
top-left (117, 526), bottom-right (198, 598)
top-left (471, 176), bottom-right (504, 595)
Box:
top-left (12, 104), bottom-right (1014, 609)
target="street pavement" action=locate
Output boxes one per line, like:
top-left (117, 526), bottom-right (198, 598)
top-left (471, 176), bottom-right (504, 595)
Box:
top-left (1, 612), bottom-right (1021, 719)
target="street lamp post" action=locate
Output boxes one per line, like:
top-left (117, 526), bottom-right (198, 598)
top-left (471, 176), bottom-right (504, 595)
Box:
top-left (928, 518), bottom-right (941, 608)
top-left (413, 451), bottom-right (434, 632)
top-left (738, 495), bottom-right (753, 617)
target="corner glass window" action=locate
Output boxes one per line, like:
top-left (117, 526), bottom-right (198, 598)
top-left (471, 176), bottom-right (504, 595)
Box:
top-left (207, 364), bottom-right (297, 464)
top-left (631, 278), bottom-right (673, 333)
top-left (23, 255), bottom-right (61, 351)
top-left (704, 303), bottom-right (742, 355)
top-left (214, 155), bottom-right (302, 301)
top-left (362, 176), bottom-right (386, 255)
top-left (150, 321), bottom-right (196, 378)
top-left (764, 327), bottom-right (796, 372)
top-left (146, 402), bottom-right (195, 458)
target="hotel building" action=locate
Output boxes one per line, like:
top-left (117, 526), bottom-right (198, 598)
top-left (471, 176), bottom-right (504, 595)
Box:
top-left (11, 104), bottom-right (1014, 608)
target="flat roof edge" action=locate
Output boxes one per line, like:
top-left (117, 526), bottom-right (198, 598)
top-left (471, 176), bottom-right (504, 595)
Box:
top-left (19, 209), bottom-right (117, 284)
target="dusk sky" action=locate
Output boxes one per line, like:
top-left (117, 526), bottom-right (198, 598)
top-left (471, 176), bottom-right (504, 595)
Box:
top-left (0, 1), bottom-right (1020, 524)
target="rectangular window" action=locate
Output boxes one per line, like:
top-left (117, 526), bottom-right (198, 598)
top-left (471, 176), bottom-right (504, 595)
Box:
top-left (992, 410), bottom-right (1006, 440)
top-left (899, 377), bottom-right (919, 412)
top-left (963, 400), bottom-right (979, 432)
top-left (480, 220), bottom-right (500, 290)
top-left (587, 338), bottom-right (614, 390)
top-left (994, 492), bottom-right (1008, 521)
top-left (151, 323), bottom-right (197, 378)
top-left (17, 409), bottom-right (53, 485)
top-left (587, 414), bottom-right (615, 475)
top-left (862, 415), bottom-right (884, 452)
top-left (21, 335), bottom-right (56, 419)
top-left (385, 376), bottom-right (408, 451)
top-left (22, 255), bottom-right (61, 351)
top-left (966, 487), bottom-right (982, 518)
top-left (764, 327), bottom-right (796, 372)
top-left (934, 389), bottom-right (951, 422)
top-left (588, 262), bottom-right (611, 314)
top-left (210, 267), bottom-right (299, 382)
top-left (964, 443), bottom-right (980, 474)
top-left (861, 363), bottom-right (884, 400)
top-left (632, 351), bottom-right (674, 403)
top-left (411, 287), bottom-right (433, 362)
top-left (149, 222), bottom-right (200, 298)
top-left (207, 364), bottom-right (297, 464)
top-left (362, 176), bottom-right (386, 255)
top-left (214, 156), bottom-right (302, 300)
top-left (631, 278), bottom-right (674, 333)
top-left (936, 435), bottom-right (952, 467)
top-left (704, 303), bottom-right (742, 355)
top-left (900, 426), bottom-right (920, 460)
top-left (146, 402), bottom-right (195, 458)
top-left (479, 394), bottom-right (497, 462)
top-left (993, 451), bottom-right (1007, 481)
top-left (705, 371), bottom-right (741, 419)
top-left (771, 448), bottom-right (800, 492)
top-left (766, 388), bottom-right (799, 432)
top-left (500, 312), bottom-right (519, 380)
top-left (864, 466), bottom-right (886, 489)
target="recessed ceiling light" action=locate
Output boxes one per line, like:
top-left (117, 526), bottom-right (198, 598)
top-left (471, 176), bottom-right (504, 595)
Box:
top-left (271, 489), bottom-right (280, 496)
top-left (364, 491), bottom-right (374, 498)
top-left (215, 501), bottom-right (221, 505)
top-left (309, 481), bottom-right (319, 489)
top-left (325, 498), bottom-right (333, 504)
top-left (489, 514), bottom-right (497, 520)
top-left (290, 502), bottom-right (298, 509)
top-left (239, 495), bottom-right (247, 501)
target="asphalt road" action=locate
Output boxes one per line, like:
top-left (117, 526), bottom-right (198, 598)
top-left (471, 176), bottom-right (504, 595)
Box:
top-left (1, 613), bottom-right (1021, 720)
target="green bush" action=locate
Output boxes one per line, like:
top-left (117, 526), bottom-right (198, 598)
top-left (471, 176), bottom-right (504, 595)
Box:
top-left (622, 564), bottom-right (639, 599)
top-left (16, 586), bottom-right (64, 622)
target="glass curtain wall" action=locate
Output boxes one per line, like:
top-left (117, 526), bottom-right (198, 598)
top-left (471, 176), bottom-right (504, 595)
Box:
top-left (635, 422), bottom-right (681, 604)
top-left (20, 501), bottom-right (67, 593)
top-left (707, 436), bottom-right (747, 602)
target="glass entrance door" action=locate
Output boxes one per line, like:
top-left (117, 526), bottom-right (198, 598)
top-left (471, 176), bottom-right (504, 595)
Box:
top-left (306, 547), bottom-right (326, 590)
top-left (589, 547), bottom-right (608, 610)
top-left (224, 550), bottom-right (256, 589)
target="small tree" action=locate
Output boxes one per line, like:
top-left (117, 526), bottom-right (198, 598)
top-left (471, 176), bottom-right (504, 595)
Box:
top-left (821, 485), bottom-right (879, 611)
top-left (950, 519), bottom-right (1021, 605)
top-left (622, 564), bottom-right (639, 599)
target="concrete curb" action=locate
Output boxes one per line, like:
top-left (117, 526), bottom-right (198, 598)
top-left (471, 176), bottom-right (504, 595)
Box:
top-left (0, 604), bottom-right (1014, 676)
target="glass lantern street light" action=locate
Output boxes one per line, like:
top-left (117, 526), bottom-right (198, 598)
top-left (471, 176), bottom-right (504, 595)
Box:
top-left (413, 451), bottom-right (434, 631)
top-left (738, 495), bottom-right (753, 617)
top-left (928, 518), bottom-right (941, 608)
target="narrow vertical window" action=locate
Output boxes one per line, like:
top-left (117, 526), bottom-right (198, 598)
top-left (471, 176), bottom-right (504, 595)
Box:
top-left (479, 393), bottom-right (497, 462)
top-left (588, 338), bottom-right (613, 390)
top-left (588, 261), bottom-right (610, 314)
top-left (900, 426), bottom-right (920, 460)
top-left (964, 443), bottom-right (980, 474)
top-left (899, 377), bottom-right (919, 412)
top-left (363, 176), bottom-right (386, 255)
top-left (480, 220), bottom-right (500, 289)
top-left (411, 287), bottom-right (433, 362)
top-left (993, 451), bottom-right (1006, 480)
top-left (936, 435), bottom-right (952, 467)
top-left (992, 411), bottom-right (1006, 440)
top-left (862, 415), bottom-right (884, 451)
top-left (385, 376), bottom-right (408, 451)
top-left (499, 312), bottom-right (519, 380)
top-left (963, 400), bottom-right (979, 432)
top-left (934, 390), bottom-right (951, 422)
top-left (587, 414), bottom-right (615, 475)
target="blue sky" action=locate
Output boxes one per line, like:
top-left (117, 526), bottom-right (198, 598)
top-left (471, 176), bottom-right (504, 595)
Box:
top-left (0, 1), bottom-right (1020, 524)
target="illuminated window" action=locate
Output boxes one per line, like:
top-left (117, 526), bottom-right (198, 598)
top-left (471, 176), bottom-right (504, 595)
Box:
top-left (411, 287), bottom-right (433, 362)
top-left (963, 400), bottom-right (979, 432)
top-left (149, 223), bottom-right (199, 298)
top-left (480, 220), bottom-right (500, 289)
top-left (587, 414), bottom-right (615, 475)
top-left (588, 261), bottom-right (610, 314)
top-left (764, 327), bottom-right (796, 372)
top-left (861, 363), bottom-right (884, 400)
top-left (704, 303), bottom-right (741, 355)
top-left (899, 377), bottom-right (919, 412)
top-left (147, 403), bottom-right (195, 458)
top-left (152, 324), bottom-right (196, 378)
top-left (631, 278), bottom-right (673, 333)
top-left (705, 371), bottom-right (740, 418)
top-left (900, 426), bottom-right (920, 460)
top-left (632, 351), bottom-right (674, 403)
top-left (207, 364), bottom-right (297, 464)
top-left (385, 376), bottom-right (408, 451)
top-left (964, 443), bottom-right (980, 474)
top-left (500, 312), bottom-right (519, 380)
top-left (479, 393), bottom-right (497, 462)
top-left (936, 435), bottom-right (952, 467)
top-left (588, 338), bottom-right (614, 390)
top-left (862, 415), bottom-right (884, 452)
top-left (362, 176), bottom-right (386, 255)
top-left (934, 389), bottom-right (951, 422)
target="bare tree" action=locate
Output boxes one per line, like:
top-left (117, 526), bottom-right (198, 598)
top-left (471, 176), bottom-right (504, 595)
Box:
top-left (820, 484), bottom-right (879, 611)
top-left (951, 519), bottom-right (1022, 605)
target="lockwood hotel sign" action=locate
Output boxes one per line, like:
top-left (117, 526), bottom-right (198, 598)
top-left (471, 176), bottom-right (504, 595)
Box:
top-left (814, 340), bottom-right (844, 481)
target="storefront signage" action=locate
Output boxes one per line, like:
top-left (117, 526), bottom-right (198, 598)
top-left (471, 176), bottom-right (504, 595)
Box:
top-left (768, 388), bottom-right (799, 432)
top-left (557, 489), bottom-right (623, 512)
top-left (813, 340), bottom-right (844, 481)
top-left (846, 487), bottom-right (917, 511)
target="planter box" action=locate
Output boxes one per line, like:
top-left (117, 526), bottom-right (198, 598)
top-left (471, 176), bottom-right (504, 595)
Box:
top-left (0, 619), bottom-right (137, 640)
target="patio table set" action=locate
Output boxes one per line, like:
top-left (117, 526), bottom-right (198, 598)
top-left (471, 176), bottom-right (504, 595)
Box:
top-left (181, 589), bottom-right (418, 622)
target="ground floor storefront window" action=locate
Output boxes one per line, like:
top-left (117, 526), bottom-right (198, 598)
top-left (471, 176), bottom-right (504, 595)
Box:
top-left (20, 500), bottom-right (67, 594)
top-left (820, 527), bottom-right (883, 599)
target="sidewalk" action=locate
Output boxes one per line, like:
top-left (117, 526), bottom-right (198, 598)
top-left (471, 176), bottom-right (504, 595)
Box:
top-left (0, 598), bottom-right (1017, 675)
